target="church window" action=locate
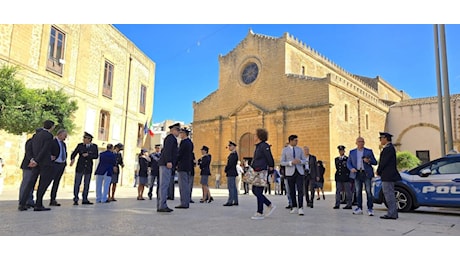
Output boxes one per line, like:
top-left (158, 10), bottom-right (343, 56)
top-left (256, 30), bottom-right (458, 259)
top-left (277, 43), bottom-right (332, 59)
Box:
top-left (344, 104), bottom-right (349, 122)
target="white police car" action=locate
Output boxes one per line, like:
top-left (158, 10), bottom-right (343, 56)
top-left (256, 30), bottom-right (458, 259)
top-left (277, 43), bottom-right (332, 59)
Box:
top-left (372, 154), bottom-right (460, 212)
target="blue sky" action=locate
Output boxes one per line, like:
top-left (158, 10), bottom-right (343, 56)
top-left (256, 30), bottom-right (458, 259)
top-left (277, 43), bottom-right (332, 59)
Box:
top-left (113, 24), bottom-right (460, 124)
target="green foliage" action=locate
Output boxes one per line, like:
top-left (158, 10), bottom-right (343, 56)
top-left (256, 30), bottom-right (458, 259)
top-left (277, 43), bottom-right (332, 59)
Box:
top-left (396, 151), bottom-right (421, 171)
top-left (0, 65), bottom-right (78, 135)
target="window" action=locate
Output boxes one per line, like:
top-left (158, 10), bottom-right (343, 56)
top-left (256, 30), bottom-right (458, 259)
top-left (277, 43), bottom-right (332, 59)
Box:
top-left (103, 61), bottom-right (114, 98)
top-left (365, 114), bottom-right (369, 130)
top-left (344, 104), bottom-right (349, 122)
top-left (139, 85), bottom-right (147, 114)
top-left (301, 66), bottom-right (305, 76)
top-left (99, 110), bottom-right (110, 141)
top-left (137, 123), bottom-right (144, 147)
top-left (47, 26), bottom-right (65, 75)
top-left (428, 156), bottom-right (460, 175)
top-left (416, 150), bottom-right (430, 165)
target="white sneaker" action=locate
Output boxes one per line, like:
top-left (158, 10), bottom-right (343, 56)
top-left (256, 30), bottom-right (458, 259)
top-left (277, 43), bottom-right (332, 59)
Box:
top-left (368, 209), bottom-right (374, 216)
top-left (290, 207), bottom-right (298, 214)
top-left (298, 208), bottom-right (304, 216)
top-left (353, 208), bottom-right (363, 215)
top-left (251, 213), bottom-right (265, 220)
top-left (265, 204), bottom-right (276, 217)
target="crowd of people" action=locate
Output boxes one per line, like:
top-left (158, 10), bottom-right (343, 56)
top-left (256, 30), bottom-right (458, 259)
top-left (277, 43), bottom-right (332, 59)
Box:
top-left (16, 120), bottom-right (401, 221)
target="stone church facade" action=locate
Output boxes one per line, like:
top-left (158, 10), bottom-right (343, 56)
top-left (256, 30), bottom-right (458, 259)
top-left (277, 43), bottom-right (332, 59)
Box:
top-left (192, 30), bottom-right (410, 191)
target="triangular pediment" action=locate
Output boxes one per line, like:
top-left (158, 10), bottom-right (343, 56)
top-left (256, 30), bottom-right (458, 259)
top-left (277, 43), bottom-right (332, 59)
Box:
top-left (229, 101), bottom-right (267, 117)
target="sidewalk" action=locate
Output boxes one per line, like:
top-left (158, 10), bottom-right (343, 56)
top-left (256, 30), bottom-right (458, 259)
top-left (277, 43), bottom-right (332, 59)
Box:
top-left (1, 183), bottom-right (460, 236)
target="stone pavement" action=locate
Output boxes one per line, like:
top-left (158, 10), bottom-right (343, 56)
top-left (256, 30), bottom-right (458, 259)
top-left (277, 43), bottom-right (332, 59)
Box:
top-left (0, 185), bottom-right (459, 236)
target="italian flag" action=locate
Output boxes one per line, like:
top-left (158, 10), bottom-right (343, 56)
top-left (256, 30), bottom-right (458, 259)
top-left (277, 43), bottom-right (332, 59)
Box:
top-left (148, 119), bottom-right (154, 136)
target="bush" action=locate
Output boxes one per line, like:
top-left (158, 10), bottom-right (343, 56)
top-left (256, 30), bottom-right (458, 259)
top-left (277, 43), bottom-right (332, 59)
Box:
top-left (397, 151), bottom-right (421, 171)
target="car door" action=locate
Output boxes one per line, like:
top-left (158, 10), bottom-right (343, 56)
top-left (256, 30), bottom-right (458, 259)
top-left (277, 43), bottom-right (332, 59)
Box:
top-left (410, 156), bottom-right (460, 207)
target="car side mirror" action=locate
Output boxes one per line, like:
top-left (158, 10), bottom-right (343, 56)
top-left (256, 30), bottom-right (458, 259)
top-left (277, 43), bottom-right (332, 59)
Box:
top-left (420, 168), bottom-right (431, 177)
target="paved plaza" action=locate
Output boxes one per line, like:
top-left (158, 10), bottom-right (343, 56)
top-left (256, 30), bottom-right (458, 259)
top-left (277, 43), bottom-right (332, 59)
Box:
top-left (0, 184), bottom-right (459, 236)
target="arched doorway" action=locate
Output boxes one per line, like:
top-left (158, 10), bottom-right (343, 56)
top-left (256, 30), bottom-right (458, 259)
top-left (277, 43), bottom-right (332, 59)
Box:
top-left (239, 132), bottom-right (255, 164)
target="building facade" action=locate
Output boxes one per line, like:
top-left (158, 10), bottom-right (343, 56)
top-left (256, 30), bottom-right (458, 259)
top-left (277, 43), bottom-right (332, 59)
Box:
top-left (192, 30), bottom-right (409, 191)
top-left (387, 94), bottom-right (460, 163)
top-left (0, 24), bottom-right (155, 188)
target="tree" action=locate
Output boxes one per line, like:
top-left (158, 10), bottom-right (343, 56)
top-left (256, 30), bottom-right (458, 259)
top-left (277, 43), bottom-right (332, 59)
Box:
top-left (396, 151), bottom-right (421, 171)
top-left (0, 65), bottom-right (78, 135)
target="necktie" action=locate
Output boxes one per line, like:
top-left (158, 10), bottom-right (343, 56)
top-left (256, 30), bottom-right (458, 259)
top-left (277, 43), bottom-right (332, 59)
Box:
top-left (60, 141), bottom-right (66, 161)
top-left (293, 147), bottom-right (296, 158)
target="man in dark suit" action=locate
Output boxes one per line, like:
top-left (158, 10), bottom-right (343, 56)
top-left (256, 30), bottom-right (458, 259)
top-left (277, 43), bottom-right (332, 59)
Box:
top-left (175, 128), bottom-right (194, 209)
top-left (23, 120), bottom-right (56, 211)
top-left (70, 132), bottom-right (99, 205)
top-left (223, 141), bottom-right (239, 206)
top-left (18, 133), bottom-right (39, 211)
top-left (377, 132), bottom-right (402, 220)
top-left (303, 146), bottom-right (318, 208)
top-left (157, 123), bottom-right (180, 212)
top-left (49, 129), bottom-right (68, 206)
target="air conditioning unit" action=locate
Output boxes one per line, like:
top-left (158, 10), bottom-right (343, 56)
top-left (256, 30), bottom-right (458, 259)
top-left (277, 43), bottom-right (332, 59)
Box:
top-left (59, 59), bottom-right (66, 64)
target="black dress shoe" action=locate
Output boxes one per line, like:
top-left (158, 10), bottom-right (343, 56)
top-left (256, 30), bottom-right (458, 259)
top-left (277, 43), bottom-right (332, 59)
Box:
top-left (333, 206), bottom-right (340, 209)
top-left (175, 205), bottom-right (189, 209)
top-left (285, 205), bottom-right (292, 209)
top-left (26, 203), bottom-right (35, 208)
top-left (82, 201), bottom-right (94, 205)
top-left (49, 201), bottom-right (61, 206)
top-left (380, 215), bottom-right (397, 220)
top-left (157, 207), bottom-right (173, 212)
top-left (18, 205), bottom-right (28, 211)
top-left (232, 203), bottom-right (239, 206)
top-left (223, 203), bottom-right (233, 206)
top-left (73, 201), bottom-right (78, 205)
top-left (343, 206), bottom-right (352, 209)
top-left (190, 200), bottom-right (195, 203)
top-left (34, 206), bottom-right (51, 211)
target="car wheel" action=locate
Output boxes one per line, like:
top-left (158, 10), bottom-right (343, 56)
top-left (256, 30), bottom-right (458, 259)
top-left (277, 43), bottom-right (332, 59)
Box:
top-left (384, 187), bottom-right (412, 212)
top-left (395, 187), bottom-right (412, 212)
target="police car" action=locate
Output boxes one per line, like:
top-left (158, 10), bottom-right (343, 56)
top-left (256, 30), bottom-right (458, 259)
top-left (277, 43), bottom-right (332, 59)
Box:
top-left (372, 154), bottom-right (460, 212)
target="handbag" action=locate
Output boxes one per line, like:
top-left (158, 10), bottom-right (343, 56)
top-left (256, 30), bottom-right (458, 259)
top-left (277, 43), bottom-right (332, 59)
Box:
top-left (244, 166), bottom-right (268, 187)
top-left (252, 169), bottom-right (268, 187)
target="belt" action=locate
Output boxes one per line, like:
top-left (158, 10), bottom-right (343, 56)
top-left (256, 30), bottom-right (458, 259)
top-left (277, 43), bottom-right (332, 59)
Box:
top-left (54, 161), bottom-right (65, 164)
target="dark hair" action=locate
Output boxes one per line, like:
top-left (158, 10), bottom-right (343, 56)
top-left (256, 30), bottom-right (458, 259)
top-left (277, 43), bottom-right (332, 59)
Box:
top-left (256, 128), bottom-right (268, 142)
top-left (107, 143), bottom-right (113, 150)
top-left (43, 120), bottom-right (55, 129)
top-left (288, 135), bottom-right (298, 142)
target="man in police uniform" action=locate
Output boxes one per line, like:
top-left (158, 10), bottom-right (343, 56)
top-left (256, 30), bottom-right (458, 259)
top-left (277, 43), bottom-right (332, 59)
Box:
top-left (333, 145), bottom-right (352, 209)
top-left (157, 123), bottom-right (180, 212)
top-left (377, 132), bottom-right (401, 220)
top-left (70, 132), bottom-right (99, 205)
